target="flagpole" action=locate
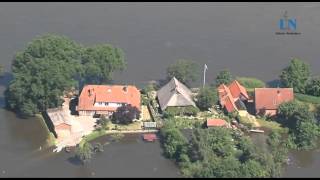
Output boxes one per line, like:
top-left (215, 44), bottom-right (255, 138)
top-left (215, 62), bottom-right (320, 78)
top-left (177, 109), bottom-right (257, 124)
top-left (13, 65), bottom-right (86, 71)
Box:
top-left (203, 64), bottom-right (207, 88)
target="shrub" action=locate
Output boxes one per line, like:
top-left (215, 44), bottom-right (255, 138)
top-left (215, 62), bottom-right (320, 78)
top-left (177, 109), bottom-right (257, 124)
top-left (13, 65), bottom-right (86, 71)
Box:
top-left (184, 106), bottom-right (200, 116)
top-left (112, 104), bottom-right (141, 125)
top-left (195, 87), bottom-right (218, 111)
top-left (164, 106), bottom-right (199, 117)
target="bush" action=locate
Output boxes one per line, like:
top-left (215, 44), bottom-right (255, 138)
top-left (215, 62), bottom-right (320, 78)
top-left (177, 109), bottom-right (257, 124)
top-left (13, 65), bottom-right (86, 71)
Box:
top-left (306, 77), bottom-right (320, 97)
top-left (184, 106), bottom-right (200, 116)
top-left (141, 95), bottom-right (149, 105)
top-left (195, 87), bottom-right (218, 111)
top-left (164, 106), bottom-right (199, 117)
top-left (112, 104), bottom-right (141, 125)
top-left (141, 83), bottom-right (155, 95)
top-left (236, 77), bottom-right (265, 89)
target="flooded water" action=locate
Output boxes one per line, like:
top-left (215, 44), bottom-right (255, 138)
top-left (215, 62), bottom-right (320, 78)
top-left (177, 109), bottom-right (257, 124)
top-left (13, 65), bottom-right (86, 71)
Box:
top-left (0, 2), bottom-right (320, 177)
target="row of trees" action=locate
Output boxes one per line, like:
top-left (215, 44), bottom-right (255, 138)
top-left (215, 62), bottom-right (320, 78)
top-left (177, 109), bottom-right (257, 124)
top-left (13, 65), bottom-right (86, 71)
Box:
top-left (5, 34), bottom-right (126, 117)
top-left (160, 121), bottom-right (287, 178)
top-left (280, 58), bottom-right (320, 96)
top-left (278, 100), bottom-right (320, 150)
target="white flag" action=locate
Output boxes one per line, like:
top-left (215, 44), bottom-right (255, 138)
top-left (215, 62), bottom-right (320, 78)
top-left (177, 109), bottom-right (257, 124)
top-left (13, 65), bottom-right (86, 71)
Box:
top-left (204, 64), bottom-right (208, 70)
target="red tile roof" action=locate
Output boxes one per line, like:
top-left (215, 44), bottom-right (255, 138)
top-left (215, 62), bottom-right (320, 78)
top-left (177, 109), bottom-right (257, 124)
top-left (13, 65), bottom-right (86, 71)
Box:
top-left (77, 85), bottom-right (141, 112)
top-left (217, 80), bottom-right (249, 113)
top-left (207, 119), bottom-right (227, 127)
top-left (255, 88), bottom-right (294, 110)
top-left (228, 80), bottom-right (249, 99)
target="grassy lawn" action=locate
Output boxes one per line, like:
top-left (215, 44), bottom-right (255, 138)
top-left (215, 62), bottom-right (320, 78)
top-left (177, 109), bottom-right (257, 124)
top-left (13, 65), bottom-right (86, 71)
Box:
top-left (295, 93), bottom-right (320, 106)
top-left (170, 117), bottom-right (205, 129)
top-left (107, 121), bottom-right (142, 131)
top-left (256, 118), bottom-right (288, 134)
top-left (84, 130), bottom-right (107, 142)
top-left (295, 98), bottom-right (318, 112)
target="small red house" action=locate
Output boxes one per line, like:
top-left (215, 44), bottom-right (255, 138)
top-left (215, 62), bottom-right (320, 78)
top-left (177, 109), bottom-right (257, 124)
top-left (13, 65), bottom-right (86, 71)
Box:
top-left (254, 88), bottom-right (294, 116)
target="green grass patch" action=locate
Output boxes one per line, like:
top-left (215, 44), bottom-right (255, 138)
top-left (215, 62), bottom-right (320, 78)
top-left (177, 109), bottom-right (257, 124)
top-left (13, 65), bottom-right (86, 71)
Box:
top-left (108, 121), bottom-right (142, 131)
top-left (295, 93), bottom-right (320, 105)
top-left (236, 77), bottom-right (266, 89)
top-left (167, 117), bottom-right (205, 129)
top-left (256, 118), bottom-right (288, 134)
top-left (84, 130), bottom-right (107, 142)
top-left (36, 114), bottom-right (56, 146)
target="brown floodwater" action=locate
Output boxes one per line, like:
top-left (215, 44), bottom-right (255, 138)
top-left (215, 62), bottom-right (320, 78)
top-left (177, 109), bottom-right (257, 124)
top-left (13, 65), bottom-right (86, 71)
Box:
top-left (0, 2), bottom-right (319, 177)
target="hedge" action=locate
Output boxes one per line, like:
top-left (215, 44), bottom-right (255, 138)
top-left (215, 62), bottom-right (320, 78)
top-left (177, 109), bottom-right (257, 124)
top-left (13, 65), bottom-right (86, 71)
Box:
top-left (295, 93), bottom-right (320, 104)
top-left (163, 106), bottom-right (200, 118)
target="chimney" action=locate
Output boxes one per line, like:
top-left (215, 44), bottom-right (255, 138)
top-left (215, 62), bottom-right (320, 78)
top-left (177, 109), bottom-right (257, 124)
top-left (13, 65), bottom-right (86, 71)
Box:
top-left (88, 89), bottom-right (92, 96)
top-left (123, 86), bottom-right (128, 93)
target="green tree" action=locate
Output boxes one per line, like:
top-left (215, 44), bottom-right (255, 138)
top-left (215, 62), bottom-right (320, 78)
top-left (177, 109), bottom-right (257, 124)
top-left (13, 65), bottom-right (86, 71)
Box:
top-left (112, 104), bottom-right (141, 125)
top-left (306, 76), bottom-right (320, 97)
top-left (236, 77), bottom-right (265, 89)
top-left (167, 59), bottom-right (200, 87)
top-left (215, 69), bottom-right (233, 86)
top-left (81, 44), bottom-right (126, 84)
top-left (278, 100), bottom-right (302, 121)
top-left (5, 34), bottom-right (82, 117)
top-left (160, 123), bottom-right (188, 160)
top-left (316, 105), bottom-right (320, 120)
top-left (75, 139), bottom-right (94, 164)
top-left (280, 58), bottom-right (311, 93)
top-left (278, 100), bottom-right (320, 150)
top-left (195, 87), bottom-right (218, 111)
top-left (97, 115), bottom-right (110, 130)
top-left (294, 120), bottom-right (319, 150)
top-left (0, 64), bottom-right (4, 77)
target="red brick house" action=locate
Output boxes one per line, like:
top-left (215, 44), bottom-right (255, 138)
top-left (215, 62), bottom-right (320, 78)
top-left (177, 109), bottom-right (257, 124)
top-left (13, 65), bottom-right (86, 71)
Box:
top-left (217, 80), bottom-right (249, 113)
top-left (76, 85), bottom-right (141, 116)
top-left (254, 88), bottom-right (294, 116)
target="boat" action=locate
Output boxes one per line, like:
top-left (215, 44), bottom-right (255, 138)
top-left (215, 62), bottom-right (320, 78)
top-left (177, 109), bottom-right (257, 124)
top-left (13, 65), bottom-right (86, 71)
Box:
top-left (53, 146), bottom-right (63, 153)
top-left (65, 146), bottom-right (71, 153)
top-left (249, 129), bottom-right (264, 133)
top-left (143, 133), bottom-right (157, 142)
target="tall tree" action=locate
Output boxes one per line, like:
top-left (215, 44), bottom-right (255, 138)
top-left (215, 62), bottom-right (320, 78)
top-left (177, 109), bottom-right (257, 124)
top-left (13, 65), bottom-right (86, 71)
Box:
top-left (0, 64), bottom-right (4, 77)
top-left (167, 59), bottom-right (200, 87)
top-left (195, 87), bottom-right (218, 111)
top-left (215, 69), bottom-right (233, 86)
top-left (280, 58), bottom-right (311, 93)
top-left (112, 104), bottom-right (141, 125)
top-left (5, 34), bottom-right (82, 117)
top-left (81, 44), bottom-right (126, 84)
top-left (75, 139), bottom-right (94, 164)
top-left (306, 76), bottom-right (320, 97)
